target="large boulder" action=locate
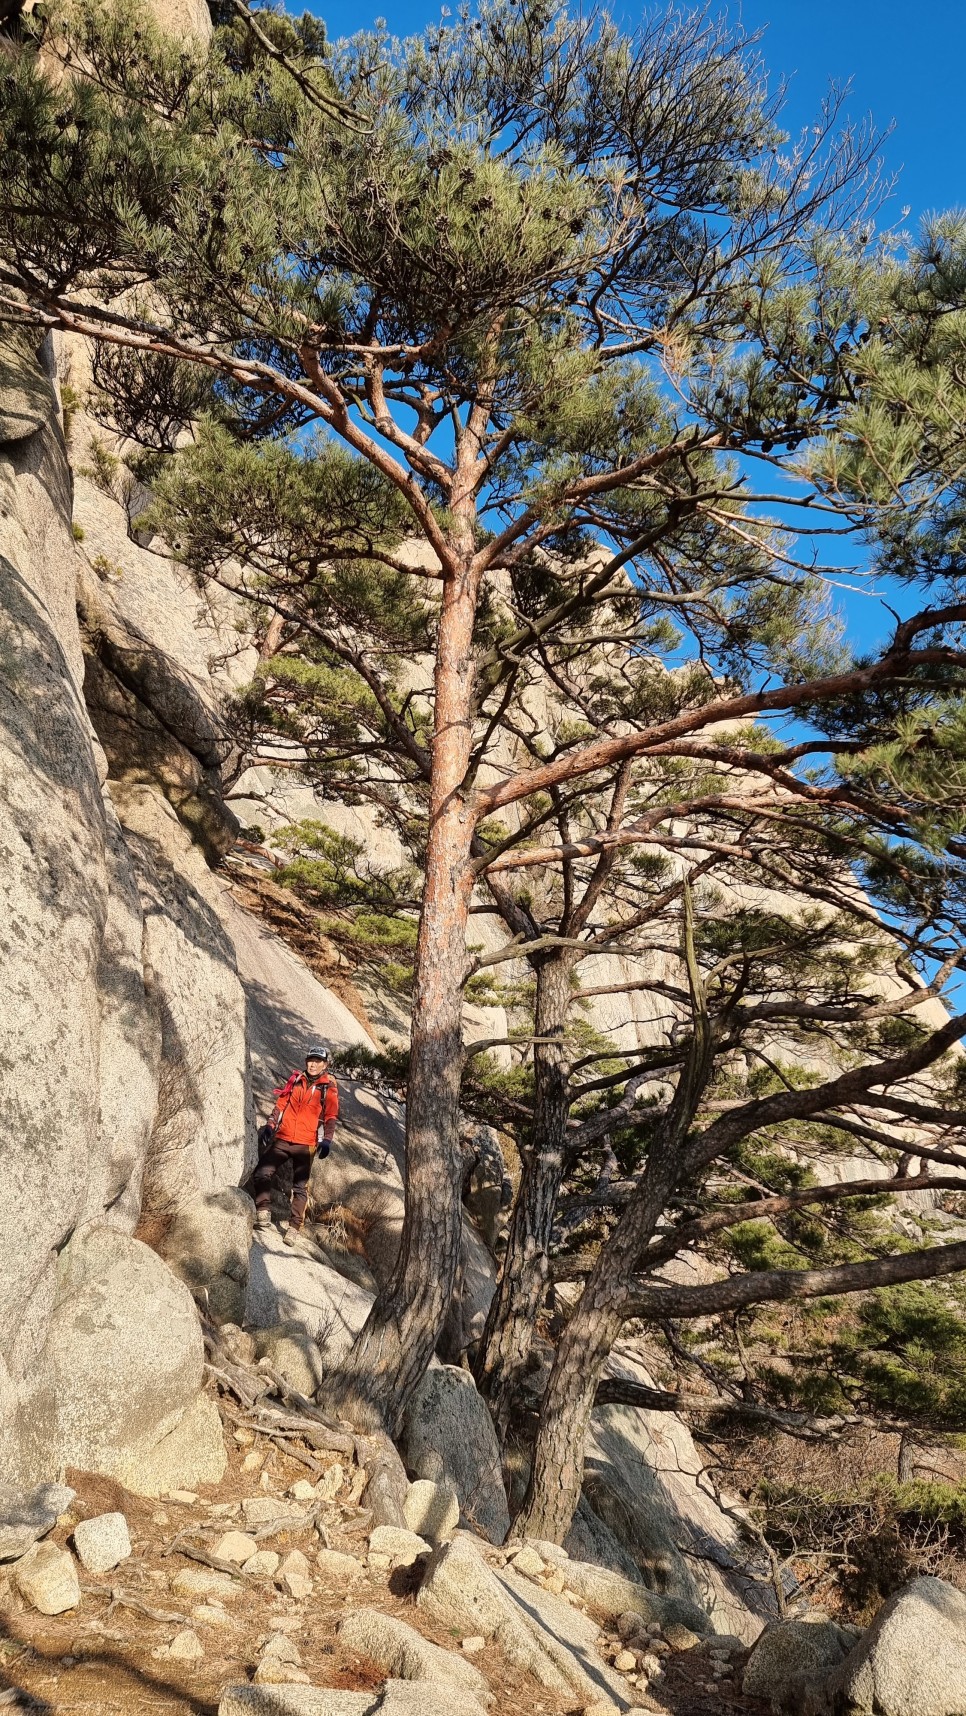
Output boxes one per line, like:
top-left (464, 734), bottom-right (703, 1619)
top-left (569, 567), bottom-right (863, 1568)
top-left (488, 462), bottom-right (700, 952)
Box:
top-left (823, 1577), bottom-right (966, 1716)
top-left (252, 1323), bottom-right (326, 1400)
top-left (530, 1542), bottom-right (710, 1635)
top-left (743, 1620), bottom-right (855, 1712)
top-left (162, 1186), bottom-right (255, 1324)
top-left (17, 1225), bottom-right (224, 1493)
top-left (246, 1230), bottom-right (374, 1356)
top-left (417, 1533), bottom-right (634, 1710)
top-left (403, 1366), bottom-right (510, 1545)
top-left (338, 1609), bottom-right (490, 1701)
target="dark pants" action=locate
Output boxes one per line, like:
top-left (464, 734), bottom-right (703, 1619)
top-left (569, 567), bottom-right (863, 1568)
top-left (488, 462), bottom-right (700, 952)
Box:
top-left (253, 1138), bottom-right (313, 1229)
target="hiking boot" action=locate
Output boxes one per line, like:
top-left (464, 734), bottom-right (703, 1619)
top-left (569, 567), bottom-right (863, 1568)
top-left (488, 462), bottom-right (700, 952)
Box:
top-left (255, 1210), bottom-right (272, 1230)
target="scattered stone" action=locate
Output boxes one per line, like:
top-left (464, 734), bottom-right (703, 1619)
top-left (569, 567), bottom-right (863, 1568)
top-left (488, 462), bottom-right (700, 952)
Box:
top-left (253, 1660), bottom-right (312, 1686)
top-left (168, 1628), bottom-right (205, 1661)
top-left (262, 1633), bottom-right (303, 1665)
top-left (543, 1569), bottom-right (566, 1594)
top-left (243, 1550), bottom-right (282, 1578)
top-left (0, 1483), bottom-right (76, 1562)
top-left (243, 1452), bottom-right (264, 1474)
top-left (244, 1497), bottom-right (304, 1527)
top-left (290, 1481), bottom-right (316, 1503)
top-left (367, 1525), bottom-right (431, 1567)
top-left (403, 1479), bottom-right (460, 1544)
top-left (315, 1548), bottom-right (364, 1582)
top-left (168, 1490), bottom-right (199, 1505)
top-left (338, 1608), bottom-right (490, 1699)
top-left (317, 1464), bottom-right (345, 1501)
top-left (743, 1618), bottom-right (854, 1711)
top-left (662, 1621), bottom-right (700, 1651)
top-left (172, 1568), bottom-right (239, 1600)
top-left (277, 1550), bottom-right (313, 1600)
top-left (73, 1512), bottom-right (132, 1575)
top-left (194, 1603), bottom-right (235, 1628)
top-left (234, 1428), bottom-right (255, 1447)
top-left (14, 1541), bottom-right (81, 1615)
top-left (618, 1613), bottom-right (647, 1642)
top-left (215, 1531), bottom-right (259, 1564)
top-left (823, 1577), bottom-right (966, 1716)
top-left (461, 1636), bottom-right (486, 1654)
top-left (368, 1553), bottom-right (391, 1573)
top-left (509, 1545), bottom-right (545, 1578)
top-left (615, 1650), bottom-right (638, 1672)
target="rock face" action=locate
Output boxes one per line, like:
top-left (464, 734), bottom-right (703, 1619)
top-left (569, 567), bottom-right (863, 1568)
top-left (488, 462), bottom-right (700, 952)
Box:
top-left (823, 1578), bottom-right (966, 1716)
top-left (403, 1367), bottom-right (510, 1545)
top-left (162, 1186), bottom-right (255, 1324)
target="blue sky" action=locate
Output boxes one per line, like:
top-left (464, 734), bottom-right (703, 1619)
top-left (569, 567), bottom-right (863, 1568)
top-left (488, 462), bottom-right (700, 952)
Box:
top-left (302, 0), bottom-right (966, 658)
top-left (309, 0), bottom-right (966, 232)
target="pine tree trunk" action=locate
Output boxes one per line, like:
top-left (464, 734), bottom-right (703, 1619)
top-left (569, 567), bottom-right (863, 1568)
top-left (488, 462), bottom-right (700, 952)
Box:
top-left (475, 952), bottom-right (575, 1433)
top-left (321, 551), bottom-right (480, 1435)
top-left (513, 1287), bottom-right (625, 1541)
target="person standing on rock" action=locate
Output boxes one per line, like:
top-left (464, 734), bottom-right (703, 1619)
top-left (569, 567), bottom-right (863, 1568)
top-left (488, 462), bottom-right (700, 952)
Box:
top-left (254, 1044), bottom-right (338, 1246)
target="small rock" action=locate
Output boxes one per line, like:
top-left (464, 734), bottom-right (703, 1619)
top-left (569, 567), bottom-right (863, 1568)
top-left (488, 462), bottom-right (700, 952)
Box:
top-left (208, 1502), bottom-right (236, 1517)
top-left (317, 1462), bottom-right (345, 1500)
top-left (262, 1631), bottom-right (302, 1665)
top-left (509, 1545), bottom-right (545, 1578)
top-left (276, 1550), bottom-right (313, 1600)
top-left (650, 1640), bottom-right (671, 1656)
top-left (615, 1650), bottom-right (638, 1672)
top-left (215, 1531), bottom-right (259, 1564)
top-left (168, 1629), bottom-right (204, 1661)
top-left (646, 1621), bottom-right (663, 1637)
top-left (233, 1427), bottom-right (255, 1446)
top-left (368, 1552), bottom-right (392, 1572)
top-left (243, 1497), bottom-right (301, 1527)
top-left (242, 1550), bottom-right (281, 1578)
top-left (241, 1451), bottom-right (262, 1473)
top-left (544, 1569), bottom-right (566, 1594)
top-left (461, 1636), bottom-right (486, 1654)
top-left (663, 1623), bottom-right (700, 1650)
top-left (172, 1568), bottom-right (239, 1600)
top-left (73, 1513), bottom-right (131, 1575)
top-left (641, 1654), bottom-right (663, 1677)
top-left (152, 1510), bottom-right (170, 1526)
top-left (368, 1524), bottom-right (431, 1567)
top-left (252, 1658), bottom-right (311, 1685)
top-left (316, 1548), bottom-right (365, 1582)
top-left (167, 1491), bottom-right (199, 1505)
top-left (14, 1541), bottom-right (81, 1615)
top-left (619, 1613), bottom-right (647, 1642)
top-left (193, 1603), bottom-right (235, 1628)
top-left (403, 1479), bottom-right (460, 1544)
top-left (290, 1481), bottom-right (316, 1503)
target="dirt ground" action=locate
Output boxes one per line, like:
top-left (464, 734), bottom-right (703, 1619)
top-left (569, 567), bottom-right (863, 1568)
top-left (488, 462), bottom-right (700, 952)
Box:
top-left (0, 1427), bottom-right (600, 1716)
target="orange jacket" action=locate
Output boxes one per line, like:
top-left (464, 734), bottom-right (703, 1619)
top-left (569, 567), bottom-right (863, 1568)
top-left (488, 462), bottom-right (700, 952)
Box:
top-left (269, 1072), bottom-right (339, 1149)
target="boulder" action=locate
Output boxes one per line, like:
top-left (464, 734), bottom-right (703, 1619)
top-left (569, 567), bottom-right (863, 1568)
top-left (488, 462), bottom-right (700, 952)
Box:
top-left (120, 1389), bottom-right (227, 1496)
top-left (417, 1534), bottom-right (633, 1709)
top-left (823, 1577), bottom-right (966, 1716)
top-left (215, 1531), bottom-right (259, 1564)
top-left (32, 1225), bottom-right (222, 1494)
top-left (743, 1620), bottom-right (854, 1711)
top-left (73, 1512), bottom-right (132, 1575)
top-left (403, 1367), bottom-right (510, 1545)
top-left (218, 1691), bottom-right (378, 1715)
top-left (403, 1479), bottom-right (460, 1544)
top-left (162, 1188), bottom-right (255, 1325)
top-left (277, 1549), bottom-right (313, 1600)
top-left (14, 1541), bottom-right (81, 1615)
top-left (168, 1628), bottom-right (205, 1661)
top-left (377, 1686), bottom-right (489, 1716)
top-left (0, 1482), bottom-right (75, 1562)
top-left (367, 1526), bottom-right (431, 1568)
top-left (246, 1231), bottom-right (374, 1359)
top-left (172, 1567), bottom-right (239, 1600)
top-left (252, 1323), bottom-right (326, 1400)
top-left (316, 1548), bottom-right (365, 1583)
top-left (338, 1609), bottom-right (490, 1702)
top-left (557, 1557), bottom-right (710, 1635)
top-left (243, 1550), bottom-right (281, 1578)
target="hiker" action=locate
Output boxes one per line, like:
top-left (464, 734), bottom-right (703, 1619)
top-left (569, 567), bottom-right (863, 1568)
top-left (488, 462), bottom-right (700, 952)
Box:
top-left (253, 1043), bottom-right (338, 1246)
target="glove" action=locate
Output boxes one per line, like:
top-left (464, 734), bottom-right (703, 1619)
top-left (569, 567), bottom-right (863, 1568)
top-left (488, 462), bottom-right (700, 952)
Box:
top-left (257, 1122), bottom-right (277, 1153)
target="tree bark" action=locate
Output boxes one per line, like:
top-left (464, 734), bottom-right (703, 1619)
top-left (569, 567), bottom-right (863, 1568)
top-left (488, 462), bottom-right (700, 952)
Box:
top-left (320, 549), bottom-right (481, 1435)
top-left (475, 951), bottom-right (576, 1433)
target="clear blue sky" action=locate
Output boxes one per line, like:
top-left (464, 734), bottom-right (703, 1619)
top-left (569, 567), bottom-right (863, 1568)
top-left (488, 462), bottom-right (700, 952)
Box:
top-left (302, 0), bottom-right (966, 656)
top-left (308, 0), bottom-right (966, 227)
